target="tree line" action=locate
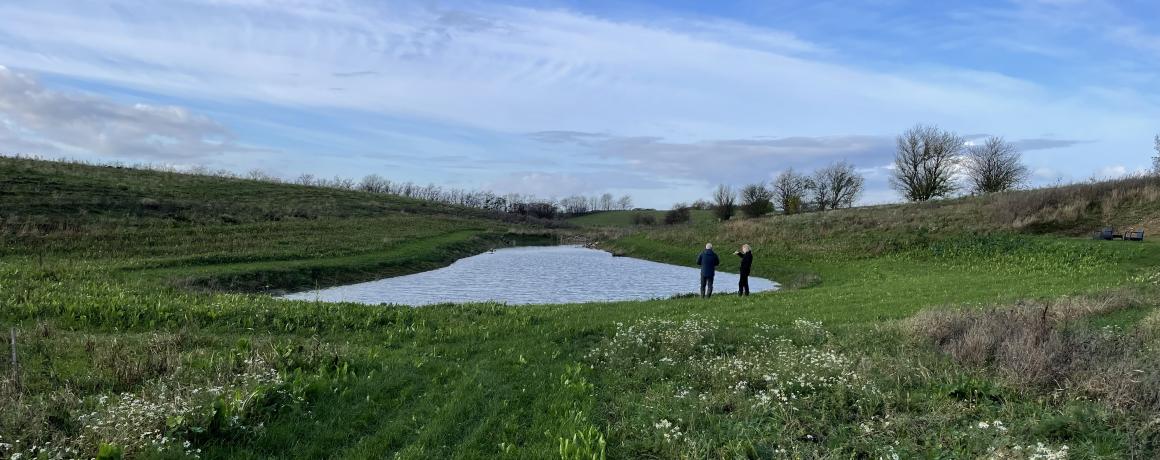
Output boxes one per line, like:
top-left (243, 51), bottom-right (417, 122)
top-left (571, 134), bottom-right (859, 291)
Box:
top-left (680, 160), bottom-right (867, 222)
top-left (889, 124), bottom-right (1030, 202)
top-left (678, 123), bottom-right (1059, 221)
top-left (281, 173), bottom-right (635, 219)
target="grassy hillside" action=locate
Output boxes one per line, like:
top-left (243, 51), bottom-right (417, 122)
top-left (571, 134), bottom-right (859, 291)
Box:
top-left (4, 158), bottom-right (1160, 459)
top-left (1, 157), bottom-right (551, 292)
top-left (568, 209), bottom-right (716, 227)
top-left (0, 156), bottom-right (499, 226)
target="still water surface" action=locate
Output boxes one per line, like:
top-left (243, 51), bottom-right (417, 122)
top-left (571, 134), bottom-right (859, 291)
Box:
top-left (283, 245), bottom-right (777, 306)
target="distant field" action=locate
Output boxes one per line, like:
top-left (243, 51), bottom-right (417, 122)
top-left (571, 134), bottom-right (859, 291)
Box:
top-left (4, 157), bottom-right (1160, 459)
top-left (567, 209), bottom-right (716, 226)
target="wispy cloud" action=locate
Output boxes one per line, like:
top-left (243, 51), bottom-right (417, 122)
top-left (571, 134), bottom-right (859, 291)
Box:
top-left (0, 0), bottom-right (1157, 206)
top-left (0, 66), bottom-right (251, 160)
top-left (1011, 138), bottom-right (1090, 151)
top-left (332, 71), bottom-right (379, 78)
top-left (529, 132), bottom-right (895, 184)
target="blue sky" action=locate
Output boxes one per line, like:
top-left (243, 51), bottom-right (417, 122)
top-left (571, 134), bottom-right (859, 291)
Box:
top-left (1, 0), bottom-right (1158, 208)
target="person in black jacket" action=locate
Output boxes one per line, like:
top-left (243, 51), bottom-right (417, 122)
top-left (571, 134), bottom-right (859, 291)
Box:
top-left (696, 243), bottom-right (720, 298)
top-left (733, 244), bottom-right (753, 296)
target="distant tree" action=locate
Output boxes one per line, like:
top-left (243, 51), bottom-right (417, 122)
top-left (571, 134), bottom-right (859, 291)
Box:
top-left (187, 165), bottom-right (211, 176)
top-left (690, 199), bottom-right (713, 210)
top-left (964, 137), bottom-right (1029, 194)
top-left (295, 173), bottom-right (316, 186)
top-left (890, 124), bottom-right (964, 201)
top-left (246, 169), bottom-right (278, 182)
top-left (810, 161), bottom-right (864, 211)
top-left (525, 202), bottom-right (558, 219)
top-left (772, 169), bottom-right (809, 215)
top-left (1153, 134), bottom-right (1160, 176)
top-left (617, 195), bottom-right (633, 211)
top-left (664, 206), bottom-right (692, 225)
top-left (712, 184), bottom-right (736, 220)
top-left (329, 176), bottom-right (355, 190)
top-left (598, 193), bottom-right (614, 211)
top-left (560, 195), bottom-right (590, 214)
top-left (739, 182), bottom-right (774, 218)
top-left (359, 174), bottom-right (389, 193)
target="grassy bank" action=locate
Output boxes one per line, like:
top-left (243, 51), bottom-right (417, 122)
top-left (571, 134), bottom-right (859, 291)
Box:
top-left (4, 158), bottom-right (1160, 458)
top-left (567, 209), bottom-right (716, 227)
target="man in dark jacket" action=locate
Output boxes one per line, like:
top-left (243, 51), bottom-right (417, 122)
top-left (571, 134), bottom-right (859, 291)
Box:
top-left (733, 244), bottom-right (753, 296)
top-left (696, 243), bottom-right (720, 298)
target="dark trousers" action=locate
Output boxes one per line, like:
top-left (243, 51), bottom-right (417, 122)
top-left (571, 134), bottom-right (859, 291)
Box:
top-left (738, 273), bottom-right (750, 296)
top-left (700, 275), bottom-right (714, 298)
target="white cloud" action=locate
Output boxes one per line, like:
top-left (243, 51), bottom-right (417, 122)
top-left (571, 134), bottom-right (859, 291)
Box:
top-left (1095, 164), bottom-right (1128, 178)
top-left (1, 0), bottom-right (1154, 141)
top-left (1093, 164), bottom-right (1150, 180)
top-left (0, 66), bottom-right (247, 160)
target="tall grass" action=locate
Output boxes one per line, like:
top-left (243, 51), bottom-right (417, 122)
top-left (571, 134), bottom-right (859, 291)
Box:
top-left (908, 291), bottom-right (1160, 411)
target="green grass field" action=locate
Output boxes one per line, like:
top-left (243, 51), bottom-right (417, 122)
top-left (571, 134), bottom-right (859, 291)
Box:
top-left (4, 157), bottom-right (1160, 459)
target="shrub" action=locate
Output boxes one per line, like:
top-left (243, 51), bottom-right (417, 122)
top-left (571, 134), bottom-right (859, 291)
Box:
top-left (739, 183), bottom-right (774, 218)
top-left (631, 213), bottom-right (658, 226)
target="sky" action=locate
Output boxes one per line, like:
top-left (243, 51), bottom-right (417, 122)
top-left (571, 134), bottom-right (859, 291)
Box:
top-left (1, 0), bottom-right (1158, 208)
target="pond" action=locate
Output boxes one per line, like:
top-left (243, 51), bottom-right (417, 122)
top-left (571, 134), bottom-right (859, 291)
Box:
top-left (282, 245), bottom-right (778, 306)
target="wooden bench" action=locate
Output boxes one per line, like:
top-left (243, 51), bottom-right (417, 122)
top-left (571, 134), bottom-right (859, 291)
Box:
top-left (1126, 229), bottom-right (1145, 241)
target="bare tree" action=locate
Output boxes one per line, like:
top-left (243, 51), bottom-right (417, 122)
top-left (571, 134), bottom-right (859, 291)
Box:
top-left (617, 195), bottom-right (633, 211)
top-left (964, 137), bottom-right (1029, 194)
top-left (559, 195), bottom-right (590, 214)
top-left (187, 165), bottom-right (211, 176)
top-left (739, 182), bottom-right (774, 218)
top-left (246, 169), bottom-right (278, 182)
top-left (294, 173), bottom-right (316, 186)
top-left (772, 169), bottom-right (809, 215)
top-left (1153, 134), bottom-right (1160, 176)
top-left (712, 184), bottom-right (736, 220)
top-left (359, 174), bottom-right (389, 193)
top-left (811, 161), bottom-right (864, 211)
top-left (329, 176), bottom-right (355, 190)
top-left (890, 124), bottom-right (964, 201)
top-left (598, 193), bottom-right (615, 211)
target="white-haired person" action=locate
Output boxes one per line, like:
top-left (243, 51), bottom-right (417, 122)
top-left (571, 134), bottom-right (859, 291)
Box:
top-left (732, 244), bottom-right (753, 296)
top-left (696, 243), bottom-right (720, 298)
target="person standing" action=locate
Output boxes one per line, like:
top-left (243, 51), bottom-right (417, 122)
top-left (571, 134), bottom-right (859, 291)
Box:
top-left (696, 243), bottom-right (720, 298)
top-left (733, 244), bottom-right (753, 296)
